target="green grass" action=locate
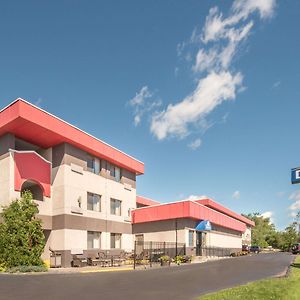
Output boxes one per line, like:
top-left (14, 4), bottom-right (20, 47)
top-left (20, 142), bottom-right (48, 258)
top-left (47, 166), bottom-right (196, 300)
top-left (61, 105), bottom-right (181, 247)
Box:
top-left (197, 256), bottom-right (300, 300)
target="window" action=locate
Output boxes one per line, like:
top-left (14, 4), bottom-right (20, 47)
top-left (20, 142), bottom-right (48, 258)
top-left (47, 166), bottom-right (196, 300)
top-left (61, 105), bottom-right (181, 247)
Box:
top-left (87, 192), bottom-right (101, 212)
top-left (110, 165), bottom-right (121, 182)
top-left (87, 231), bottom-right (101, 249)
top-left (87, 156), bottom-right (100, 174)
top-left (110, 233), bottom-right (121, 249)
top-left (110, 198), bottom-right (121, 216)
top-left (188, 230), bottom-right (194, 247)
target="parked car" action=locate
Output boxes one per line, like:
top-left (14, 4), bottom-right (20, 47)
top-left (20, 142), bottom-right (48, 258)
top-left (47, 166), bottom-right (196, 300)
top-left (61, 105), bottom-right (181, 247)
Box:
top-left (242, 244), bottom-right (250, 254)
top-left (250, 245), bottom-right (261, 253)
top-left (291, 243), bottom-right (300, 254)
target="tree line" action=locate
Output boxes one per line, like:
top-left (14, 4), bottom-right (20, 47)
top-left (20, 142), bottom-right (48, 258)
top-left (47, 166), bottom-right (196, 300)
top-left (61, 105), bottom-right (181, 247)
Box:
top-left (243, 212), bottom-right (300, 251)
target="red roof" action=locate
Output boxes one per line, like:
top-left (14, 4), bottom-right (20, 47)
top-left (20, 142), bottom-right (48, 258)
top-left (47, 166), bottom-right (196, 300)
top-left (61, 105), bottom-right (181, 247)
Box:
top-left (196, 199), bottom-right (255, 227)
top-left (0, 99), bottom-right (144, 174)
top-left (136, 195), bottom-right (160, 207)
top-left (132, 200), bottom-right (247, 232)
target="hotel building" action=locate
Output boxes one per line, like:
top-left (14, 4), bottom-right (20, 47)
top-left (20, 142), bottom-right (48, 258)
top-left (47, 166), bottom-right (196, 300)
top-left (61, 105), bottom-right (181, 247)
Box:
top-left (0, 99), bottom-right (254, 267)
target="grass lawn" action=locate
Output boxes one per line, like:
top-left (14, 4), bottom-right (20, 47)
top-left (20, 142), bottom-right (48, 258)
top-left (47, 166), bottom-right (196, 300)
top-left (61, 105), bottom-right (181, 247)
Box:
top-left (197, 255), bottom-right (300, 300)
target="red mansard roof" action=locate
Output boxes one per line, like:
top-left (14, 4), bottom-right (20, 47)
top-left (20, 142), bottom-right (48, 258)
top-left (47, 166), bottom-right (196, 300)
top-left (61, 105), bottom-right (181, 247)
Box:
top-left (136, 195), bottom-right (160, 207)
top-left (132, 200), bottom-right (247, 232)
top-left (195, 199), bottom-right (255, 227)
top-left (0, 99), bottom-right (144, 174)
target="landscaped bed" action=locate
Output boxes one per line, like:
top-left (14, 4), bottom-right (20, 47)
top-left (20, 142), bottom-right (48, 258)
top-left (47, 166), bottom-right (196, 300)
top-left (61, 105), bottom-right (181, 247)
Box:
top-left (197, 255), bottom-right (300, 300)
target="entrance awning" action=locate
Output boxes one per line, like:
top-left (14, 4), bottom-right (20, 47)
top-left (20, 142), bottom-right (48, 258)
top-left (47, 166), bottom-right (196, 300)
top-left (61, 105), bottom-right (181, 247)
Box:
top-left (195, 220), bottom-right (212, 231)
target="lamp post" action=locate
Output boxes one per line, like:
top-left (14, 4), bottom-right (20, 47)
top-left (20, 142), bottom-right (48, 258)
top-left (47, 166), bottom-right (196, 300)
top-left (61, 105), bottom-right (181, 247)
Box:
top-left (175, 218), bottom-right (178, 257)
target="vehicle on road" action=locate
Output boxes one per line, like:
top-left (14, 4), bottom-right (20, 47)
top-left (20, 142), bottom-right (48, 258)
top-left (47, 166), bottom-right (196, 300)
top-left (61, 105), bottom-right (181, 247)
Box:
top-left (291, 243), bottom-right (300, 254)
top-left (250, 246), bottom-right (261, 253)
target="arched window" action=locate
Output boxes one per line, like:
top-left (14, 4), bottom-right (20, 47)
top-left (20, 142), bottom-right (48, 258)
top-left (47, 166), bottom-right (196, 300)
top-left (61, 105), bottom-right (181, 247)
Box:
top-left (21, 180), bottom-right (44, 201)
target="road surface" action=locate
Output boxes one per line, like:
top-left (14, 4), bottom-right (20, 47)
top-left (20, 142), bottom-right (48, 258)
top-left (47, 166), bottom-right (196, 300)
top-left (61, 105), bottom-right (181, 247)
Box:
top-left (0, 252), bottom-right (294, 300)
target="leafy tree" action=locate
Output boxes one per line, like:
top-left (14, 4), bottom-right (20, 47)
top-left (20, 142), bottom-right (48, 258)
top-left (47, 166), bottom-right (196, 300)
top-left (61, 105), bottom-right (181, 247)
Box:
top-left (0, 191), bottom-right (45, 268)
top-left (279, 223), bottom-right (299, 251)
top-left (243, 213), bottom-right (277, 248)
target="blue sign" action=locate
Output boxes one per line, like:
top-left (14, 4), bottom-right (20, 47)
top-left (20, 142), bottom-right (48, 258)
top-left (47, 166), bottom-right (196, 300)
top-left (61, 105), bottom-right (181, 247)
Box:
top-left (291, 168), bottom-right (300, 184)
top-left (195, 220), bottom-right (212, 231)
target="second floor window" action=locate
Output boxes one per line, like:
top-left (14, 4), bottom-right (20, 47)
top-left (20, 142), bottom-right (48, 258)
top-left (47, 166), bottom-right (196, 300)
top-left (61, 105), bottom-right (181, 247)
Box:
top-left (87, 192), bottom-right (101, 212)
top-left (87, 156), bottom-right (100, 174)
top-left (110, 198), bottom-right (121, 216)
top-left (110, 165), bottom-right (121, 182)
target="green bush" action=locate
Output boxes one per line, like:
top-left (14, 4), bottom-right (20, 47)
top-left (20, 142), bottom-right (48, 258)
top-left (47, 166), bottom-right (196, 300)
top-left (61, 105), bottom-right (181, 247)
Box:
top-left (0, 191), bottom-right (46, 269)
top-left (7, 265), bottom-right (48, 273)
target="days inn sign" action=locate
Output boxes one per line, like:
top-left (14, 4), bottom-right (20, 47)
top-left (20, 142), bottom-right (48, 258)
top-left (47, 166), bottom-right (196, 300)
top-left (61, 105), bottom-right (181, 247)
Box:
top-left (291, 167), bottom-right (300, 184)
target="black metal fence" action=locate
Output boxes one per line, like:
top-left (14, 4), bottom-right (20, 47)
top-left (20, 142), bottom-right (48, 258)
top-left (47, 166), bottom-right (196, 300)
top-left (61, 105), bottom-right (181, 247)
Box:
top-left (199, 246), bottom-right (232, 257)
top-left (133, 241), bottom-right (186, 269)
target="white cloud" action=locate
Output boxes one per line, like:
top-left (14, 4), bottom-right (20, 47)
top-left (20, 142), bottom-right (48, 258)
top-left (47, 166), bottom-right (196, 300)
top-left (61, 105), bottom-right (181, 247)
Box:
top-left (261, 211), bottom-right (274, 224)
top-left (130, 0), bottom-right (276, 142)
top-left (232, 190), bottom-right (240, 199)
top-left (185, 195), bottom-right (207, 201)
top-left (34, 98), bottom-right (43, 107)
top-left (188, 138), bottom-right (202, 150)
top-left (289, 190), bottom-right (300, 218)
top-left (151, 71), bottom-right (242, 140)
top-left (129, 86), bottom-right (161, 126)
top-left (149, 0), bottom-right (275, 141)
top-left (272, 80), bottom-right (281, 89)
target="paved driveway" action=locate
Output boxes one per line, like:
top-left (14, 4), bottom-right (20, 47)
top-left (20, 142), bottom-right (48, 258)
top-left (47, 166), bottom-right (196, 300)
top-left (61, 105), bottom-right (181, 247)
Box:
top-left (0, 252), bottom-right (294, 300)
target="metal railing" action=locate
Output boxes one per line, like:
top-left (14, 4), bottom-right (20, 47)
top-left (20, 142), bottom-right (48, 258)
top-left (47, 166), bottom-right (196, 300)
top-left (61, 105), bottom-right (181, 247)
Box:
top-left (199, 246), bottom-right (232, 257)
top-left (133, 241), bottom-right (186, 269)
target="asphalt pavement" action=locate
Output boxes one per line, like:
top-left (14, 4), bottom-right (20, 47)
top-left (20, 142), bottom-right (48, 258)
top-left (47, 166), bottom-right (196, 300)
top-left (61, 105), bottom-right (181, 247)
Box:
top-left (0, 252), bottom-right (294, 300)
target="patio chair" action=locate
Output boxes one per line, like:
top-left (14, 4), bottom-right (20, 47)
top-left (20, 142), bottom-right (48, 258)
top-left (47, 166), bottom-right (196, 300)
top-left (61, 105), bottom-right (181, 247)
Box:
top-left (72, 254), bottom-right (88, 267)
top-left (87, 253), bottom-right (102, 266)
top-left (98, 251), bottom-right (112, 267)
top-left (112, 250), bottom-right (126, 266)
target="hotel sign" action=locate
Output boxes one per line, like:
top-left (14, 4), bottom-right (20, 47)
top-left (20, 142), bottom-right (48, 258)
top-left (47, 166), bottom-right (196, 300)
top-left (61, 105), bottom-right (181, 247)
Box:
top-left (291, 167), bottom-right (300, 184)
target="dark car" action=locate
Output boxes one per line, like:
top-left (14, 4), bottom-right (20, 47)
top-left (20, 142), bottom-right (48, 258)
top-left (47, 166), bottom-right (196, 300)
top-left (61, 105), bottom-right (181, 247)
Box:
top-left (250, 246), bottom-right (261, 253)
top-left (291, 243), bottom-right (300, 254)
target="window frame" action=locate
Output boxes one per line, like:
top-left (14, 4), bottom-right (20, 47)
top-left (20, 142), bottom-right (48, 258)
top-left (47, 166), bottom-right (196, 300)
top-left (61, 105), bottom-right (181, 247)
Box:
top-left (87, 192), bottom-right (101, 212)
top-left (110, 233), bottom-right (122, 249)
top-left (110, 198), bottom-right (122, 216)
top-left (188, 230), bottom-right (194, 247)
top-left (87, 156), bottom-right (101, 175)
top-left (87, 231), bottom-right (101, 249)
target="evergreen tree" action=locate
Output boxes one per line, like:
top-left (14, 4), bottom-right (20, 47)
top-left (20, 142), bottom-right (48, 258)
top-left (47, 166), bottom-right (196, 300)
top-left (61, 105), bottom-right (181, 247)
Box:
top-left (0, 191), bottom-right (45, 268)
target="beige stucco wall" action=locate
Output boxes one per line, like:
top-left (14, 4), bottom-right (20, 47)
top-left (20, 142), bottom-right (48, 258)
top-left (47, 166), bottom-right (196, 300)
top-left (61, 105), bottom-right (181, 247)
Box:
top-left (206, 231), bottom-right (242, 248)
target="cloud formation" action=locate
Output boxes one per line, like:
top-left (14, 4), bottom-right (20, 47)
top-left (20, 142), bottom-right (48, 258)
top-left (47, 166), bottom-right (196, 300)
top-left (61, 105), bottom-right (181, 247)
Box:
top-left (188, 138), bottom-right (202, 150)
top-left (129, 86), bottom-right (161, 126)
top-left (150, 0), bottom-right (275, 141)
top-left (130, 0), bottom-right (276, 142)
top-left (261, 211), bottom-right (274, 224)
top-left (232, 190), bottom-right (240, 199)
top-left (289, 190), bottom-right (300, 218)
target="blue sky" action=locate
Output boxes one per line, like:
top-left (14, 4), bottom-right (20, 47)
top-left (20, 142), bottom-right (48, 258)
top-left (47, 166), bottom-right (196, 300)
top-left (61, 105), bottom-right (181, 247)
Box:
top-left (0, 0), bottom-right (299, 229)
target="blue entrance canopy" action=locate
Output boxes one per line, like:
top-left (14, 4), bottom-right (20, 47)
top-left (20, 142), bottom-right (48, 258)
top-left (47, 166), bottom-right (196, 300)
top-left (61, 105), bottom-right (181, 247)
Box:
top-left (195, 220), bottom-right (212, 231)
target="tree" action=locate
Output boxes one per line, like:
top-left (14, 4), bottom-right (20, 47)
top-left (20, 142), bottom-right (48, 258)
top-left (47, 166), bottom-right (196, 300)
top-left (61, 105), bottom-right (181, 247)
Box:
top-left (279, 223), bottom-right (299, 251)
top-left (0, 191), bottom-right (45, 268)
top-left (243, 213), bottom-right (277, 248)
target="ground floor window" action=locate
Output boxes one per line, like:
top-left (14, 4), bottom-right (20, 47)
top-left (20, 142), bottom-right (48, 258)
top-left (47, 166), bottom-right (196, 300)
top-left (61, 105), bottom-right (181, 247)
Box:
top-left (87, 231), bottom-right (101, 249)
top-left (110, 233), bottom-right (122, 249)
top-left (188, 230), bottom-right (194, 247)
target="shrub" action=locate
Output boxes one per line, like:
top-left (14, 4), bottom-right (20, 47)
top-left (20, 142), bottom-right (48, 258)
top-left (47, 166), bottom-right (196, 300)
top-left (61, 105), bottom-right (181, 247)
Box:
top-left (0, 191), bottom-right (45, 269)
top-left (174, 255), bottom-right (184, 264)
top-left (7, 265), bottom-right (48, 273)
